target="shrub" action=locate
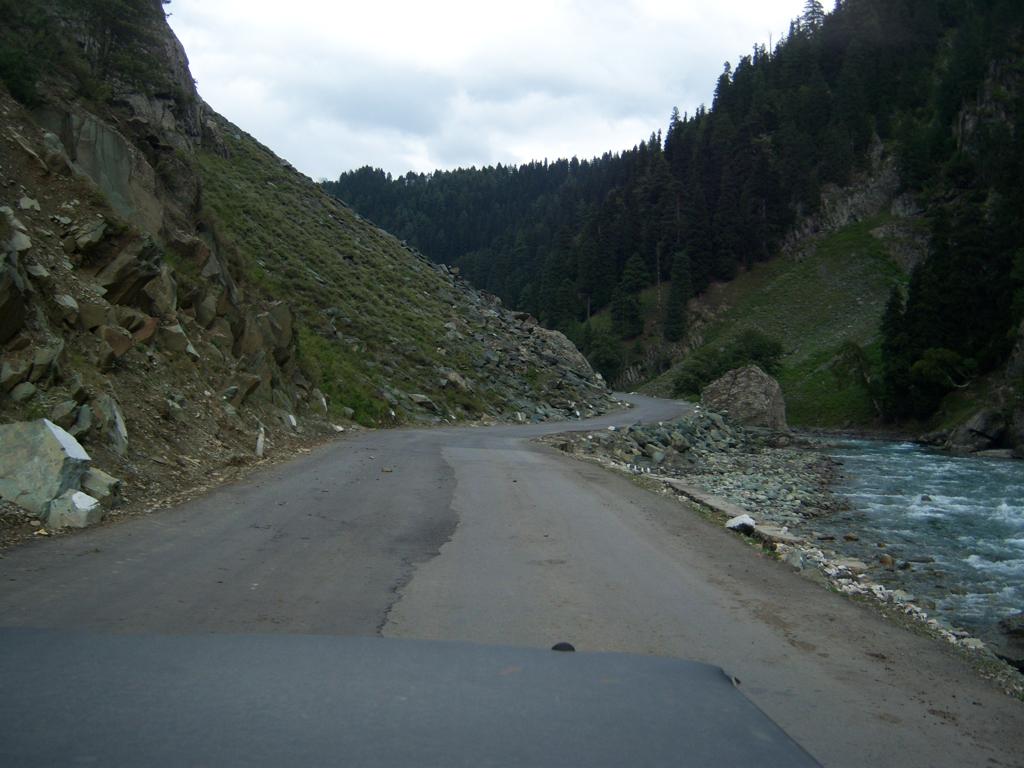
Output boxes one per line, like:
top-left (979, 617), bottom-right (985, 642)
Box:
top-left (0, 47), bottom-right (39, 105)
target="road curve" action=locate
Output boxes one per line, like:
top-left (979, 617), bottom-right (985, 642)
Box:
top-left (0, 395), bottom-right (1020, 766)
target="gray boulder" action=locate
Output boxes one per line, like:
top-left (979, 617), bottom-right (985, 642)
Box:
top-left (142, 266), bottom-right (177, 318)
top-left (1, 357), bottom-right (30, 392)
top-left (92, 394), bottom-right (128, 456)
top-left (46, 489), bottom-right (103, 529)
top-left (1010, 409), bottom-right (1024, 460)
top-left (54, 294), bottom-right (80, 325)
top-left (157, 323), bottom-right (199, 360)
top-left (74, 219), bottom-right (107, 253)
top-left (78, 300), bottom-right (115, 331)
top-left (80, 467), bottom-right (122, 507)
top-left (0, 419), bottom-right (91, 517)
top-left (30, 342), bottom-right (64, 384)
top-left (946, 409), bottom-right (1006, 454)
top-left (10, 382), bottom-right (36, 402)
top-left (95, 237), bottom-right (162, 307)
top-left (49, 400), bottom-right (78, 429)
top-left (69, 404), bottom-right (93, 438)
top-left (701, 365), bottom-right (787, 429)
top-left (0, 257), bottom-right (28, 345)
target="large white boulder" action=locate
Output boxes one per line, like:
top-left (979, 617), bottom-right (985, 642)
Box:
top-left (0, 419), bottom-right (91, 516)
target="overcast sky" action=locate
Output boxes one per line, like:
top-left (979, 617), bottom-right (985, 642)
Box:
top-left (165, 1), bottom-right (802, 180)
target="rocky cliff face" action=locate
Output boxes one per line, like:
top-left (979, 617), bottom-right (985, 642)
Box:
top-left (0, 3), bottom-right (614, 537)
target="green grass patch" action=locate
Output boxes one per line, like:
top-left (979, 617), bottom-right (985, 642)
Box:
top-left (296, 326), bottom-right (389, 426)
top-left (646, 216), bottom-right (907, 427)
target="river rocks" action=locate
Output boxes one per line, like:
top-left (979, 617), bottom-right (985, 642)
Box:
top-left (834, 558), bottom-right (869, 575)
top-left (701, 365), bottom-right (787, 429)
top-left (753, 524), bottom-right (804, 546)
top-left (984, 614), bottom-right (1024, 670)
top-left (46, 489), bottom-right (103, 528)
top-left (1010, 410), bottom-right (1024, 460)
top-left (0, 419), bottom-right (91, 516)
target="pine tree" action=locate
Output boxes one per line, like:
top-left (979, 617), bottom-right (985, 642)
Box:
top-left (682, 175), bottom-right (714, 291)
top-left (802, 0), bottom-right (825, 30)
top-left (663, 251), bottom-right (692, 342)
top-left (880, 286), bottom-right (910, 418)
top-left (610, 286), bottom-right (643, 339)
top-left (620, 253), bottom-right (649, 294)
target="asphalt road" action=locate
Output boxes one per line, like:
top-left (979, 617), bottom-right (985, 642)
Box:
top-left (0, 396), bottom-right (1021, 766)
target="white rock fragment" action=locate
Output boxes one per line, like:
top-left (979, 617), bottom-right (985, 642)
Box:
top-left (47, 490), bottom-right (103, 528)
top-left (725, 514), bottom-right (756, 534)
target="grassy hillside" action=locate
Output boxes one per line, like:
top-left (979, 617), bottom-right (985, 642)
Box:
top-left (644, 217), bottom-right (910, 427)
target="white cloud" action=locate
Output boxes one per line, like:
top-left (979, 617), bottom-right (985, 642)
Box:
top-left (166, 0), bottom-right (801, 178)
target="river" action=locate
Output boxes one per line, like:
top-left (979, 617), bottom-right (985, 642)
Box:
top-left (813, 438), bottom-right (1024, 637)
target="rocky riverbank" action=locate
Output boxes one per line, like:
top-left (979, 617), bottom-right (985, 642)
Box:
top-left (540, 407), bottom-right (1024, 698)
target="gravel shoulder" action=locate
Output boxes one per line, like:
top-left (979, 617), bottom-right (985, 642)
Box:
top-left (540, 409), bottom-right (1024, 700)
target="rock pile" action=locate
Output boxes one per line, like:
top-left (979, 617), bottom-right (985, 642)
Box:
top-left (427, 291), bottom-right (615, 423)
top-left (0, 419), bottom-right (121, 529)
top-left (544, 407), bottom-right (837, 528)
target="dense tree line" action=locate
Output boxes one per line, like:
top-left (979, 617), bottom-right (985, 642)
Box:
top-left (879, 1), bottom-right (1024, 419)
top-left (326, 0), bottom-right (1024, 412)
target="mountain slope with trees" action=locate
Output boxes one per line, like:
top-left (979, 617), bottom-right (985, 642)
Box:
top-left (326, 0), bottom-right (1024, 437)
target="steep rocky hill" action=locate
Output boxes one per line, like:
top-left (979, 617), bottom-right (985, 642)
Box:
top-left (0, 2), bottom-right (613, 538)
